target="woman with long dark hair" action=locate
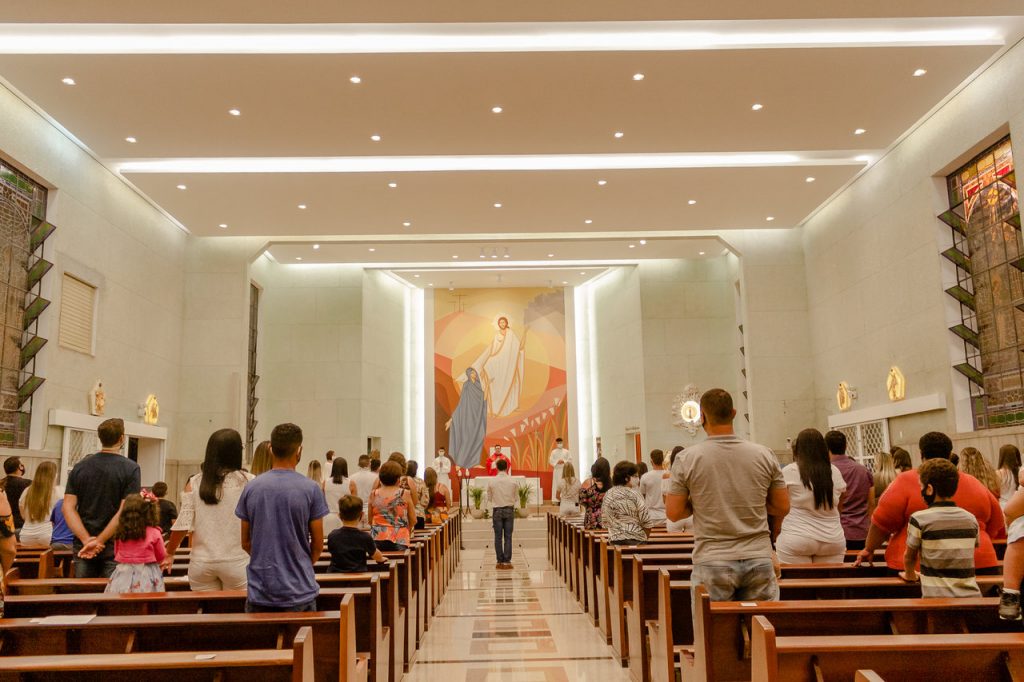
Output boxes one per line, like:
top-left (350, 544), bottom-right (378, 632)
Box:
top-left (998, 444), bottom-right (1022, 508)
top-left (165, 428), bottom-right (255, 590)
top-left (775, 428), bottom-right (847, 564)
top-left (579, 457), bottom-right (612, 530)
top-left (322, 458), bottom-right (350, 535)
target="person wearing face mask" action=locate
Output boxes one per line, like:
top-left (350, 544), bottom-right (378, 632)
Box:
top-left (600, 461), bottom-right (655, 546)
top-left (432, 447), bottom-right (453, 497)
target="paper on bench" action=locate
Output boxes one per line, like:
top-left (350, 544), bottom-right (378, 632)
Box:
top-left (195, 654), bottom-right (217, 660)
top-left (30, 615), bottom-right (97, 625)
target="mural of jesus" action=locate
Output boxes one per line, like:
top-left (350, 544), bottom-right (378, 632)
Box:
top-left (464, 316), bottom-right (525, 418)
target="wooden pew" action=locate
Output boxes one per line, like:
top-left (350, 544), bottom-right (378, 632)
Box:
top-left (3, 586), bottom-right (389, 682)
top-left (651, 573), bottom-right (1006, 682)
top-left (750, 615), bottom-right (1024, 682)
top-left (695, 593), bottom-right (1016, 682)
top-left (0, 625), bottom-right (315, 682)
top-left (0, 596), bottom-right (362, 682)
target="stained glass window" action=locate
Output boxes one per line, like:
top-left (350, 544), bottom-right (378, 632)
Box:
top-left (0, 163), bottom-right (47, 447)
top-left (944, 137), bottom-right (1022, 429)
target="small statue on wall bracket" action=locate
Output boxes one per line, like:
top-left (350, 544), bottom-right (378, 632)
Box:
top-left (144, 394), bottom-right (159, 425)
top-left (887, 366), bottom-right (906, 402)
top-left (837, 381), bottom-right (854, 412)
top-left (90, 380), bottom-right (106, 416)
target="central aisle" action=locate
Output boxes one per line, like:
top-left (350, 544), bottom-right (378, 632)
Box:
top-left (405, 536), bottom-right (631, 681)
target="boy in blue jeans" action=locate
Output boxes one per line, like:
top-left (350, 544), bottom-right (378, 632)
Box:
top-left (235, 423), bottom-right (329, 612)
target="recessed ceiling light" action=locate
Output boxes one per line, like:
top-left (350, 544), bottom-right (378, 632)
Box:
top-left (805, 176), bottom-right (815, 183)
top-left (766, 216), bottom-right (775, 221)
top-left (370, 134), bottom-right (381, 142)
top-left (368, 247), bottom-right (376, 252)
top-left (562, 281), bottom-right (569, 285)
top-left (632, 73), bottom-right (645, 81)
top-left (614, 131), bottom-right (624, 139)
top-left (688, 199), bottom-right (697, 205)
top-left (629, 244), bottom-right (636, 249)
top-left (584, 219), bottom-right (593, 224)
top-left (493, 202), bottom-right (502, 208)
top-left (428, 283), bottom-right (433, 287)
top-left (125, 136), bottom-right (137, 143)
top-left (597, 179), bottom-right (607, 186)
top-left (61, 77), bottom-right (76, 85)
top-left (228, 108), bottom-right (241, 116)
top-left (854, 128), bottom-right (866, 135)
top-left (388, 182), bottom-right (397, 188)
top-left (176, 184), bottom-right (187, 190)
top-left (913, 68), bottom-right (927, 77)
top-left (218, 223), bottom-right (228, 229)
top-left (699, 251), bottom-right (706, 256)
top-left (580, 271), bottom-right (586, 275)
top-left (298, 203), bottom-right (307, 209)
top-left (295, 257), bottom-right (302, 261)
top-left (402, 221), bottom-right (411, 227)
top-left (313, 244), bottom-right (320, 250)
top-left (350, 75), bottom-right (362, 84)
top-left (452, 255), bottom-right (459, 259)
top-left (751, 103), bottom-right (764, 111)
top-left (547, 253), bottom-right (554, 258)
top-left (639, 239), bottom-right (647, 245)
top-left (491, 106), bottom-right (503, 113)
top-left (413, 274), bottom-right (420, 278)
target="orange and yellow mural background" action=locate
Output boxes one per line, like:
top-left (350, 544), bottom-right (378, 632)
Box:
top-left (434, 287), bottom-right (568, 484)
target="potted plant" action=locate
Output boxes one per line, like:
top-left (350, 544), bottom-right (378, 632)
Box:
top-left (469, 486), bottom-right (486, 519)
top-left (516, 483), bottom-right (532, 518)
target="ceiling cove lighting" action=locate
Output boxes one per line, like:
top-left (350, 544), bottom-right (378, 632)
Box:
top-left (117, 151), bottom-right (863, 174)
top-left (0, 22), bottom-right (1002, 54)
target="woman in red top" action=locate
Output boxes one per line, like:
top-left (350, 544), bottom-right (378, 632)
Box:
top-left (854, 432), bottom-right (1005, 571)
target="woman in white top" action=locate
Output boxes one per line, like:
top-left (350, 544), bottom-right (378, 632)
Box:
top-left (998, 444), bottom-right (1022, 509)
top-left (556, 462), bottom-right (581, 517)
top-left (18, 461), bottom-right (60, 547)
top-left (775, 428), bottom-right (847, 564)
top-left (322, 458), bottom-right (350, 535)
top-left (164, 429), bottom-right (255, 591)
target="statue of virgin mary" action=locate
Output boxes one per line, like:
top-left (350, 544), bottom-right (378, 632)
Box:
top-left (447, 368), bottom-right (488, 469)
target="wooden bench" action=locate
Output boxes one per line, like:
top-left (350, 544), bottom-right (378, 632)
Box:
top-left (696, 593), bottom-right (1015, 682)
top-left (0, 595), bottom-right (363, 682)
top-left (0, 625), bottom-right (314, 682)
top-left (651, 573), bottom-right (1006, 682)
top-left (3, 586), bottom-right (389, 682)
top-left (750, 615), bottom-right (1024, 682)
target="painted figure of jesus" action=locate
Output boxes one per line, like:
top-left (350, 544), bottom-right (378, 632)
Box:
top-left (465, 316), bottom-right (525, 418)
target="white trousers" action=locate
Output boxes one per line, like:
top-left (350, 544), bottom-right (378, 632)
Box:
top-left (775, 533), bottom-right (846, 564)
top-left (188, 557), bottom-right (249, 591)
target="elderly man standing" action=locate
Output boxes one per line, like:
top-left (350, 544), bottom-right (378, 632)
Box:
top-left (665, 389), bottom-right (789, 603)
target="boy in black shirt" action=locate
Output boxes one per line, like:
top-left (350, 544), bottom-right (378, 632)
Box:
top-left (151, 482), bottom-right (177, 539)
top-left (327, 495), bottom-right (386, 573)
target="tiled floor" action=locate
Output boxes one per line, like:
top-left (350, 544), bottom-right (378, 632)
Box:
top-left (404, 544), bottom-right (632, 681)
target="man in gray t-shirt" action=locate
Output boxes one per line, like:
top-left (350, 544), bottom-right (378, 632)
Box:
top-left (665, 389), bottom-right (789, 603)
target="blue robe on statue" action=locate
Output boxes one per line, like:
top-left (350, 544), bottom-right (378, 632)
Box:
top-left (449, 368), bottom-right (488, 469)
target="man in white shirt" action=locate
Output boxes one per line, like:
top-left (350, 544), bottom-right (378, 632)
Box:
top-left (487, 459), bottom-right (519, 569)
top-left (432, 447), bottom-right (453, 494)
top-left (548, 438), bottom-right (570, 502)
top-left (349, 455), bottom-right (378, 521)
top-left (639, 449), bottom-right (667, 524)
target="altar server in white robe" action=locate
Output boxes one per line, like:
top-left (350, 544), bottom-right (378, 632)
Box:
top-left (548, 438), bottom-right (570, 501)
top-left (432, 447), bottom-right (453, 494)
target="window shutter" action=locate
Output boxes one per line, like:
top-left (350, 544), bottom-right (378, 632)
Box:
top-left (59, 273), bottom-right (96, 354)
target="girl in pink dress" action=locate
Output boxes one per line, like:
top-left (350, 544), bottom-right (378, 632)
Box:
top-left (104, 492), bottom-right (166, 593)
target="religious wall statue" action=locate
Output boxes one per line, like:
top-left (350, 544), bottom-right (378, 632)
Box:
top-left (460, 315), bottom-right (526, 418)
top-left (836, 381), bottom-right (853, 412)
top-left (887, 366), bottom-right (906, 402)
top-left (144, 394), bottom-right (160, 425)
top-left (90, 380), bottom-right (106, 416)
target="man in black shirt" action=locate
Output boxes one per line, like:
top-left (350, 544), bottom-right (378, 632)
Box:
top-left (63, 418), bottom-right (141, 577)
top-left (327, 495), bottom-right (386, 573)
top-left (1, 457), bottom-right (30, 533)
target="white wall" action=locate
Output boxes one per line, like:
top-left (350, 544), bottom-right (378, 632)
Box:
top-left (0, 80), bottom-right (187, 470)
top-left (802, 32), bottom-right (1024, 451)
top-left (638, 257), bottom-right (739, 454)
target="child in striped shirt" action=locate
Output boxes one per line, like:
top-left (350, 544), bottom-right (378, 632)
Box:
top-left (899, 458), bottom-right (981, 598)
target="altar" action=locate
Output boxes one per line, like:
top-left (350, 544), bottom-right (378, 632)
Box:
top-left (465, 475), bottom-right (542, 510)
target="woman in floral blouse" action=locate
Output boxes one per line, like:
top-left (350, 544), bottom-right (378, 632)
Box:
top-left (579, 457), bottom-right (611, 530)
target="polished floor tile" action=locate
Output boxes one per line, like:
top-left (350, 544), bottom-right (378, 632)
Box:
top-left (405, 544), bottom-right (630, 680)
